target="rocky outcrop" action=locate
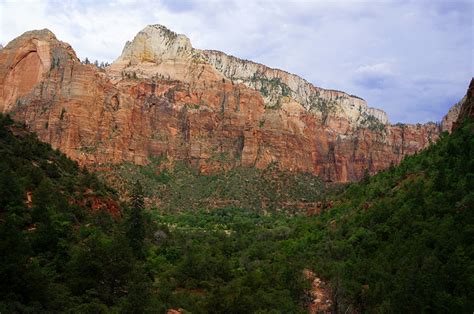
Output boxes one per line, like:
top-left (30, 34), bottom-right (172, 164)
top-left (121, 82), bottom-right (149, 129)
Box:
top-left (109, 25), bottom-right (389, 127)
top-left (202, 49), bottom-right (389, 125)
top-left (441, 99), bottom-right (462, 132)
top-left (0, 29), bottom-right (76, 113)
top-left (453, 78), bottom-right (474, 130)
top-left (118, 25), bottom-right (192, 64)
top-left (0, 25), bottom-right (461, 182)
top-left (303, 269), bottom-right (333, 314)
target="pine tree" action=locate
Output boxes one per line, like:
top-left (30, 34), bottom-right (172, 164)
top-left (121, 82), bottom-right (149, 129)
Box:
top-left (126, 180), bottom-right (146, 258)
top-left (361, 168), bottom-right (371, 185)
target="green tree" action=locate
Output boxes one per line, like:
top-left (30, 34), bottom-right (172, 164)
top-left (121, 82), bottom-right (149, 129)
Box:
top-left (121, 265), bottom-right (155, 314)
top-left (0, 164), bottom-right (23, 210)
top-left (126, 180), bottom-right (146, 258)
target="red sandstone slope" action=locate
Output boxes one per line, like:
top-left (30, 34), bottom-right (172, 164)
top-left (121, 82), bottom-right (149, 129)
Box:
top-left (0, 26), bottom-right (462, 182)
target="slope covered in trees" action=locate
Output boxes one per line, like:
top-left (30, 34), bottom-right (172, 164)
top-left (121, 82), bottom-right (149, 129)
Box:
top-left (0, 113), bottom-right (473, 312)
top-left (0, 114), bottom-right (154, 312)
top-left (304, 117), bottom-right (474, 312)
top-left (98, 159), bottom-right (329, 214)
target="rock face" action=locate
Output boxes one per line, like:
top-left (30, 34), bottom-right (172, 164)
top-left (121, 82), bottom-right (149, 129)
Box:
top-left (0, 29), bottom-right (62, 113)
top-left (0, 25), bottom-right (463, 182)
top-left (202, 50), bottom-right (389, 125)
top-left (109, 25), bottom-right (389, 127)
top-left (116, 25), bottom-right (193, 65)
top-left (453, 78), bottom-right (474, 130)
top-left (441, 99), bottom-right (463, 132)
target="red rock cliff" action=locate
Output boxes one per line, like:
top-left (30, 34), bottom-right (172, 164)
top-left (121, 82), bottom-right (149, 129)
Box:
top-left (0, 26), bottom-right (460, 182)
top-left (453, 78), bottom-right (474, 130)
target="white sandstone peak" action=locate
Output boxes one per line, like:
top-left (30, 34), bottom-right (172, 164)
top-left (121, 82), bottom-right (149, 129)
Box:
top-left (116, 24), bottom-right (193, 65)
top-left (111, 24), bottom-right (390, 126)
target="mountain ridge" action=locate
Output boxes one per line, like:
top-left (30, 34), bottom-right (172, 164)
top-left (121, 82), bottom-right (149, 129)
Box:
top-left (109, 24), bottom-right (389, 126)
top-left (0, 26), bottom-right (467, 182)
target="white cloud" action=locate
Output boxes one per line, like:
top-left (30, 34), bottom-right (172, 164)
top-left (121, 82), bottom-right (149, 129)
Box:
top-left (0, 0), bottom-right (472, 123)
top-left (356, 62), bottom-right (394, 76)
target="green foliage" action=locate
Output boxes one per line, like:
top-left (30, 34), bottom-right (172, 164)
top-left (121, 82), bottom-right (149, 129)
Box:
top-left (308, 96), bottom-right (337, 124)
top-left (127, 180), bottom-right (146, 258)
top-left (305, 119), bottom-right (474, 312)
top-left (183, 103), bottom-right (200, 110)
top-left (147, 208), bottom-right (309, 312)
top-left (250, 71), bottom-right (292, 101)
top-left (0, 114), bottom-right (154, 312)
top-left (358, 113), bottom-right (386, 132)
top-left (264, 100), bottom-right (282, 110)
top-left (99, 160), bottom-right (326, 213)
top-left (50, 57), bottom-right (60, 70)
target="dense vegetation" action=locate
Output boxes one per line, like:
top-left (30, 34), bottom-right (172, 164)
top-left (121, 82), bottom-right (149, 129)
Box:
top-left (305, 118), bottom-right (474, 312)
top-left (0, 115), bottom-right (152, 312)
top-left (98, 160), bottom-right (329, 214)
top-left (1, 113), bottom-right (473, 312)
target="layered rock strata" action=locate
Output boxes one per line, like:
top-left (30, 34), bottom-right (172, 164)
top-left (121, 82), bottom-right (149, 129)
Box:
top-left (0, 25), bottom-right (463, 182)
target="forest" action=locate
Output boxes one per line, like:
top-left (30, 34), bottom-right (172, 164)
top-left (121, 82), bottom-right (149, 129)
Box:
top-left (0, 112), bottom-right (473, 313)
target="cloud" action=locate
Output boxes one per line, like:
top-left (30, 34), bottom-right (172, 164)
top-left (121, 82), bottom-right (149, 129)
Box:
top-left (354, 62), bottom-right (396, 90)
top-left (0, 0), bottom-right (472, 124)
top-left (356, 63), bottom-right (394, 76)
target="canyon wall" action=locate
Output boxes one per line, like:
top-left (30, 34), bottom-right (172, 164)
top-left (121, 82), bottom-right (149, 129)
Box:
top-left (0, 25), bottom-right (462, 182)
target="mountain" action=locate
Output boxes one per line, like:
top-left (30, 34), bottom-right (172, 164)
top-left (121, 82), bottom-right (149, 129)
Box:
top-left (2, 96), bottom-right (471, 312)
top-left (0, 25), bottom-right (464, 182)
top-left (0, 26), bottom-right (472, 311)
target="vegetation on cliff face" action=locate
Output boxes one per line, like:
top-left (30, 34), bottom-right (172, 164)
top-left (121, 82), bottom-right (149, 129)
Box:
top-left (98, 159), bottom-right (328, 214)
top-left (0, 113), bottom-right (473, 312)
top-left (309, 95), bottom-right (338, 124)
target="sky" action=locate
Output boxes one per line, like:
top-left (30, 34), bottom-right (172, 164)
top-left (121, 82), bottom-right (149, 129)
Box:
top-left (0, 0), bottom-right (472, 123)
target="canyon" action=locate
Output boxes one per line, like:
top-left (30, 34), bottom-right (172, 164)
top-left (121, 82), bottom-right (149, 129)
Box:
top-left (0, 25), bottom-right (464, 182)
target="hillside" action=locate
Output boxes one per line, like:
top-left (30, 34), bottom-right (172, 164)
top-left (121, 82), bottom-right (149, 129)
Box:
top-left (96, 159), bottom-right (331, 214)
top-left (307, 116), bottom-right (474, 312)
top-left (0, 114), bottom-right (149, 312)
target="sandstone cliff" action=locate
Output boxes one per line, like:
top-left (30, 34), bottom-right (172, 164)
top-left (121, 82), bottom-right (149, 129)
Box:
top-left (453, 78), bottom-right (474, 130)
top-left (0, 25), bottom-right (463, 182)
top-left (109, 25), bottom-right (389, 127)
top-left (441, 99), bottom-right (463, 132)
